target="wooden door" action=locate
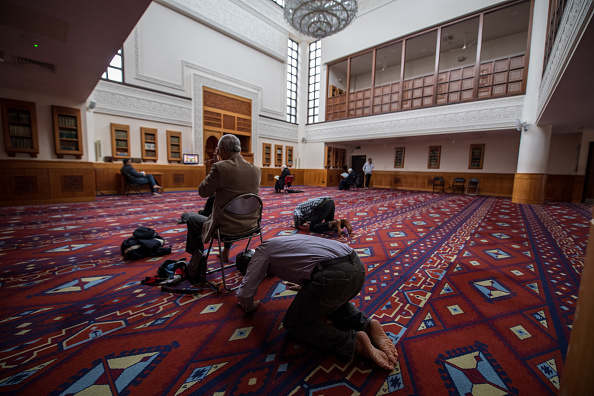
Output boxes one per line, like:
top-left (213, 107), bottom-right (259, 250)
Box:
top-left (582, 142), bottom-right (594, 203)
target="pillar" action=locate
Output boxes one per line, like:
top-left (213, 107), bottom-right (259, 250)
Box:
top-left (512, 124), bottom-right (552, 204)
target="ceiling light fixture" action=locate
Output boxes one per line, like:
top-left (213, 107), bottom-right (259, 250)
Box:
top-left (284, 0), bottom-right (358, 39)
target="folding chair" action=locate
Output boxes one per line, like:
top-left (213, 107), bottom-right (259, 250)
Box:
top-left (204, 193), bottom-right (264, 292)
top-left (466, 178), bottom-right (479, 195)
top-left (349, 174), bottom-right (362, 190)
top-left (432, 177), bottom-right (445, 193)
top-left (283, 174), bottom-right (295, 192)
top-left (121, 171), bottom-right (143, 195)
top-left (449, 177), bottom-right (465, 194)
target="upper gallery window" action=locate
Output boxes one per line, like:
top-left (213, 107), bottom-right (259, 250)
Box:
top-left (102, 48), bottom-right (123, 83)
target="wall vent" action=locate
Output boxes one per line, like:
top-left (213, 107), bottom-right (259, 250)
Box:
top-left (16, 57), bottom-right (56, 72)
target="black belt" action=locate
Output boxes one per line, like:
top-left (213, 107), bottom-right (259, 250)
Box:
top-left (316, 198), bottom-right (331, 209)
top-left (314, 250), bottom-right (357, 272)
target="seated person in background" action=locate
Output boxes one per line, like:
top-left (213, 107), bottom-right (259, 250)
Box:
top-left (338, 168), bottom-right (357, 190)
top-left (293, 196), bottom-right (353, 235)
top-left (186, 134), bottom-right (261, 266)
top-left (235, 234), bottom-right (398, 370)
top-left (120, 158), bottom-right (163, 196)
top-left (275, 164), bottom-right (291, 193)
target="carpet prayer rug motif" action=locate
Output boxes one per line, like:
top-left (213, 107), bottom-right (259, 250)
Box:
top-left (0, 187), bottom-right (589, 395)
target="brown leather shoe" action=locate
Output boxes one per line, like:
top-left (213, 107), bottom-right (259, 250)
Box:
top-left (341, 219), bottom-right (353, 233)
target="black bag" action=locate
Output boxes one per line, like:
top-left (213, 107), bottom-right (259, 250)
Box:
top-left (121, 227), bottom-right (172, 260)
top-left (185, 250), bottom-right (207, 285)
top-left (158, 258), bottom-right (187, 279)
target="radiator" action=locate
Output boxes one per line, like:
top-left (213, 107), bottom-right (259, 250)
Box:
top-left (95, 140), bottom-right (102, 162)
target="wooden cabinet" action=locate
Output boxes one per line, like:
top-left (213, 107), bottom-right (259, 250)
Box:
top-left (52, 106), bottom-right (83, 159)
top-left (325, 146), bottom-right (332, 168)
top-left (166, 130), bottom-right (182, 163)
top-left (262, 143), bottom-right (271, 166)
top-left (274, 144), bottom-right (283, 167)
top-left (428, 146), bottom-right (441, 169)
top-left (141, 127), bottom-right (158, 161)
top-left (111, 123), bottom-right (130, 159)
top-left (285, 146), bottom-right (293, 167)
top-left (1, 98), bottom-right (39, 157)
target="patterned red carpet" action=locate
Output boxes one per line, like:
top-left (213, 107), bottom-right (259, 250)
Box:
top-left (0, 186), bottom-right (589, 395)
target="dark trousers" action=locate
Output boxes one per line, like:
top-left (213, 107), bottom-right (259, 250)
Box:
top-left (309, 199), bottom-right (335, 233)
top-left (135, 174), bottom-right (158, 193)
top-left (283, 252), bottom-right (369, 360)
top-left (186, 213), bottom-right (231, 254)
top-left (364, 173), bottom-right (372, 188)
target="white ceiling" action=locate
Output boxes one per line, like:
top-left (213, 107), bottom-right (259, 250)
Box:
top-left (0, 0), bottom-right (152, 102)
top-left (0, 0), bottom-right (592, 134)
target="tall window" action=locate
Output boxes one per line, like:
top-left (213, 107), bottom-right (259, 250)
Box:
top-left (102, 48), bottom-right (123, 82)
top-left (287, 39), bottom-right (298, 123)
top-left (308, 40), bottom-right (321, 124)
top-left (270, 0), bottom-right (284, 6)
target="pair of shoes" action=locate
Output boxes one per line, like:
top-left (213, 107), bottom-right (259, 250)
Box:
top-left (341, 219), bottom-right (353, 233)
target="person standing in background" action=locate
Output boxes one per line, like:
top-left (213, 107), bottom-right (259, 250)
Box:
top-left (363, 158), bottom-right (375, 189)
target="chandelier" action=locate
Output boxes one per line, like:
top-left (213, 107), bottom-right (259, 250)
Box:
top-left (284, 0), bottom-right (359, 39)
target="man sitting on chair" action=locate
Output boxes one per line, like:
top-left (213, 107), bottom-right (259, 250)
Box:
top-left (185, 134), bottom-right (261, 267)
top-left (275, 164), bottom-right (291, 193)
top-left (120, 159), bottom-right (163, 196)
top-left (338, 168), bottom-right (357, 190)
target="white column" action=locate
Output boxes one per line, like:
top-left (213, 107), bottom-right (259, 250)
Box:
top-left (516, 124), bottom-right (552, 173)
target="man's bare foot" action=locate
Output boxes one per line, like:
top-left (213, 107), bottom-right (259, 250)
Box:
top-left (355, 331), bottom-right (394, 370)
top-left (366, 319), bottom-right (398, 365)
top-left (329, 219), bottom-right (342, 234)
top-left (341, 219), bottom-right (353, 234)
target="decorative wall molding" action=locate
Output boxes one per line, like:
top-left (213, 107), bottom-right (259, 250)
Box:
top-left (192, 74), bottom-right (261, 162)
top-left (91, 80), bottom-right (192, 126)
top-left (538, 0), bottom-right (594, 120)
top-left (155, 0), bottom-right (288, 62)
top-left (306, 96), bottom-right (524, 142)
top-left (259, 117), bottom-right (299, 142)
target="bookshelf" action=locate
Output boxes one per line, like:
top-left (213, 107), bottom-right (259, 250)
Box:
top-left (469, 144), bottom-right (485, 169)
top-left (428, 146), bottom-right (441, 169)
top-left (1, 98), bottom-right (39, 157)
top-left (167, 130), bottom-right (182, 163)
top-left (285, 146), bottom-right (293, 167)
top-left (52, 106), bottom-right (83, 159)
top-left (141, 127), bottom-right (158, 161)
top-left (111, 123), bottom-right (130, 159)
top-left (274, 144), bottom-right (283, 167)
top-left (262, 143), bottom-right (271, 166)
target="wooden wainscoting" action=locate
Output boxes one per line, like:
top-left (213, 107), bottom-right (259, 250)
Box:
top-left (371, 170), bottom-right (516, 197)
top-left (1, 160), bottom-right (96, 206)
top-left (95, 162), bottom-right (205, 195)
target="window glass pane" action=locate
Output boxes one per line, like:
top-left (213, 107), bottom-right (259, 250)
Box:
top-left (308, 40), bottom-right (322, 124)
top-left (481, 2), bottom-right (530, 62)
top-left (404, 30), bottom-right (437, 80)
top-left (439, 17), bottom-right (479, 72)
top-left (286, 38), bottom-right (298, 123)
top-left (375, 42), bottom-right (402, 87)
top-left (349, 51), bottom-right (373, 93)
top-left (102, 48), bottom-right (123, 82)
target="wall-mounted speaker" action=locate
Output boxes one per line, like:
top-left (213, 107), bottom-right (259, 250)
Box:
top-left (87, 100), bottom-right (97, 109)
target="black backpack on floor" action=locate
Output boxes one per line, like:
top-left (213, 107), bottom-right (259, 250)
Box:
top-left (121, 227), bottom-right (172, 260)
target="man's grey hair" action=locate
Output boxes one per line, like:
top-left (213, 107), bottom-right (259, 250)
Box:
top-left (218, 134), bottom-right (241, 152)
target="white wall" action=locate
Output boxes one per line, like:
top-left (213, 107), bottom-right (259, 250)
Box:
top-left (125, 2), bottom-right (286, 117)
top-left (0, 88), bottom-right (88, 161)
top-left (322, 0), bottom-right (507, 65)
top-left (93, 113), bottom-right (192, 163)
top-left (344, 133), bottom-right (520, 173)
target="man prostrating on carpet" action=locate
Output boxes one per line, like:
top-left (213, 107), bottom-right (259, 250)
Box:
top-left (235, 234), bottom-right (398, 370)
